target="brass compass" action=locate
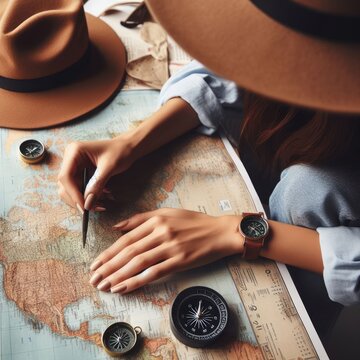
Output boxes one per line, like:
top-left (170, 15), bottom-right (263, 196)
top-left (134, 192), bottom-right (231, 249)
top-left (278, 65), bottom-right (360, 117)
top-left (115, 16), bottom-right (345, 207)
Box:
top-left (101, 322), bottom-right (142, 357)
top-left (19, 139), bottom-right (46, 164)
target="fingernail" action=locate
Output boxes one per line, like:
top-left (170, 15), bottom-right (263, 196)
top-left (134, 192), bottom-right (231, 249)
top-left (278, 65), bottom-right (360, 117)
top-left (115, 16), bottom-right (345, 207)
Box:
top-left (85, 169), bottom-right (100, 195)
top-left (113, 220), bottom-right (128, 229)
top-left (76, 203), bottom-right (84, 215)
top-left (89, 272), bottom-right (102, 286)
top-left (97, 280), bottom-right (111, 291)
top-left (90, 259), bottom-right (102, 272)
top-left (111, 284), bottom-right (127, 294)
top-left (94, 206), bottom-right (106, 212)
top-left (84, 193), bottom-right (95, 211)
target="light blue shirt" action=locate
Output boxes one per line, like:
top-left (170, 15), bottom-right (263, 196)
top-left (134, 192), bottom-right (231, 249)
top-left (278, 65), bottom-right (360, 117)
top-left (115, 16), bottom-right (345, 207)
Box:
top-left (159, 60), bottom-right (360, 306)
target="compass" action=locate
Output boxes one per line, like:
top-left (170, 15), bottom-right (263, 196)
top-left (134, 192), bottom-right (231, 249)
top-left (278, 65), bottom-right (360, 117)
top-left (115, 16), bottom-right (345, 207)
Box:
top-left (170, 286), bottom-right (229, 348)
top-left (19, 139), bottom-right (46, 164)
top-left (101, 322), bottom-right (142, 357)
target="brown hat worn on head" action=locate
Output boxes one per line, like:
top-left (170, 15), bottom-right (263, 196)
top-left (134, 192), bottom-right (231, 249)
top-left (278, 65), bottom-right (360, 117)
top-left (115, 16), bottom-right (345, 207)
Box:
top-left (0, 0), bottom-right (126, 129)
top-left (145, 0), bottom-right (360, 114)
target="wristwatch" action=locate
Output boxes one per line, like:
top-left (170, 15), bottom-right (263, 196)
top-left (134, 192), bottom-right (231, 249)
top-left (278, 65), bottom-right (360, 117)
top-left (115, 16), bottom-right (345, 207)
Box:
top-left (239, 212), bottom-right (269, 260)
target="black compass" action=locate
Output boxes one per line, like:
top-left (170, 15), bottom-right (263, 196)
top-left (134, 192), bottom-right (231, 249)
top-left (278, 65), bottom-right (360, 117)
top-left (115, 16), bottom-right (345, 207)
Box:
top-left (101, 322), bottom-right (142, 357)
top-left (170, 286), bottom-right (229, 348)
top-left (19, 139), bottom-right (46, 164)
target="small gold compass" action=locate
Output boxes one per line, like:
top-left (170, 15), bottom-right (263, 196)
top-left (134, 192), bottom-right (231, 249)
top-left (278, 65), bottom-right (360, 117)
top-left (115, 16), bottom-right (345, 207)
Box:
top-left (101, 322), bottom-right (142, 357)
top-left (19, 139), bottom-right (46, 164)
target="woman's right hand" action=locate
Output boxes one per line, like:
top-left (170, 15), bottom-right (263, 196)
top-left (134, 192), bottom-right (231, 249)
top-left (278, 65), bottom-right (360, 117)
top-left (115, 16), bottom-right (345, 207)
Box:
top-left (57, 98), bottom-right (201, 213)
top-left (57, 134), bottom-right (136, 213)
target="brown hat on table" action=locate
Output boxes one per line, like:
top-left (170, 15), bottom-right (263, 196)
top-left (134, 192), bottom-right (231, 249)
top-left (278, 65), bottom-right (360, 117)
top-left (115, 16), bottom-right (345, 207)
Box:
top-left (145, 0), bottom-right (360, 114)
top-left (0, 0), bottom-right (126, 129)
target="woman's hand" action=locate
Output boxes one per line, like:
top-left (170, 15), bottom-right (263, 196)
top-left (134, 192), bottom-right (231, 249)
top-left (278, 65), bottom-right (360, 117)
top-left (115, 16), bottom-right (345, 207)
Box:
top-left (57, 134), bottom-right (136, 212)
top-left (58, 98), bottom-right (200, 212)
top-left (89, 209), bottom-right (244, 294)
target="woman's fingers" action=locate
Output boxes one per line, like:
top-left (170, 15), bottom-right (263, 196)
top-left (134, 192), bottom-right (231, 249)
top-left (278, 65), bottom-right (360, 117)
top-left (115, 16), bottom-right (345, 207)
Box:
top-left (89, 217), bottom-right (159, 272)
top-left (58, 141), bottom-right (116, 211)
top-left (90, 214), bottom-right (188, 290)
top-left (95, 243), bottom-right (170, 292)
top-left (83, 163), bottom-right (114, 210)
top-left (111, 256), bottom-right (182, 294)
top-left (90, 210), bottom-right (203, 291)
top-left (58, 142), bottom-right (89, 209)
top-left (90, 230), bottom-right (163, 286)
top-left (58, 181), bottom-right (107, 212)
top-left (57, 181), bottom-right (76, 208)
top-left (89, 209), bottom-right (242, 294)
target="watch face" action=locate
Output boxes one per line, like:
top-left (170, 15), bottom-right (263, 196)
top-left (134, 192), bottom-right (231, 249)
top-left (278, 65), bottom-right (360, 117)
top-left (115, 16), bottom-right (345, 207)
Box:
top-left (240, 216), bottom-right (268, 239)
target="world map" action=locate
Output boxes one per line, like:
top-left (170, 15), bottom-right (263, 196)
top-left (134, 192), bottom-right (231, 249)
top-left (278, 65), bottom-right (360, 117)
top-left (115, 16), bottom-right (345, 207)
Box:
top-left (0, 90), bottom-right (322, 359)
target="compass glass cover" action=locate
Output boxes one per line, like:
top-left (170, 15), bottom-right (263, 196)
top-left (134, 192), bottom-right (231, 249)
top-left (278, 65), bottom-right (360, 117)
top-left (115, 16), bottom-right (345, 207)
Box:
top-left (102, 323), bottom-right (136, 354)
top-left (171, 286), bottom-right (228, 346)
top-left (19, 140), bottom-right (44, 159)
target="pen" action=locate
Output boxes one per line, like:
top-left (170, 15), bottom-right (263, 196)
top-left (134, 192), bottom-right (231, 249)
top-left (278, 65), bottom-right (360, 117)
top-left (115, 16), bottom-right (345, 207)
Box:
top-left (82, 168), bottom-right (89, 248)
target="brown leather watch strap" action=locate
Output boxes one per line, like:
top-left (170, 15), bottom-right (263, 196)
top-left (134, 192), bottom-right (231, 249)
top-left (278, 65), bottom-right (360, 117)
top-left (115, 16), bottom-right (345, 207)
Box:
top-left (242, 239), bottom-right (264, 260)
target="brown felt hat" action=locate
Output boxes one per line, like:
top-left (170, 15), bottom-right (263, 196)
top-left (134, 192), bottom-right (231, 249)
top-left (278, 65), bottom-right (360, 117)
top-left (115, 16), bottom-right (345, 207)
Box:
top-left (145, 0), bottom-right (360, 114)
top-left (0, 0), bottom-right (126, 129)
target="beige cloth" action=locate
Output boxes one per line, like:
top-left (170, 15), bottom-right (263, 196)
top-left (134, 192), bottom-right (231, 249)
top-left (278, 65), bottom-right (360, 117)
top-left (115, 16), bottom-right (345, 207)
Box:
top-left (126, 22), bottom-right (169, 89)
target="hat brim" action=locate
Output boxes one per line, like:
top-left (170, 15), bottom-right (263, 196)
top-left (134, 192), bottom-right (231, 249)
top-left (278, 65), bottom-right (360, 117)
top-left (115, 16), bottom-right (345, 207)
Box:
top-left (146, 0), bottom-right (360, 114)
top-left (0, 14), bottom-right (127, 129)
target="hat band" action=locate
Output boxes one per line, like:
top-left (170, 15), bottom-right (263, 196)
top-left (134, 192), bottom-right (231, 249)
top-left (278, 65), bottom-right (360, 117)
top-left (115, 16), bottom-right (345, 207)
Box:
top-left (250, 0), bottom-right (360, 42)
top-left (0, 46), bottom-right (91, 93)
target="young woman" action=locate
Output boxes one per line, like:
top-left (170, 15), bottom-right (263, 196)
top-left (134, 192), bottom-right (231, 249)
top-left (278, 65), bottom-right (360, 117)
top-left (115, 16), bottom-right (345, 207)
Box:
top-left (58, 0), bottom-right (360, 340)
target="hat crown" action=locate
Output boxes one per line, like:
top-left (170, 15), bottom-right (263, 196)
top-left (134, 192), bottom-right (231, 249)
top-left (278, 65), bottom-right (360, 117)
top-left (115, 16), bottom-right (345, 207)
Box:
top-left (0, 0), bottom-right (89, 80)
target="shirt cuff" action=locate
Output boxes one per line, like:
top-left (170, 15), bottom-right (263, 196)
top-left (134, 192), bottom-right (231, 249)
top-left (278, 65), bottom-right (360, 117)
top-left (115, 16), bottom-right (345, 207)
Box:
top-left (159, 74), bottom-right (224, 134)
top-left (318, 226), bottom-right (360, 305)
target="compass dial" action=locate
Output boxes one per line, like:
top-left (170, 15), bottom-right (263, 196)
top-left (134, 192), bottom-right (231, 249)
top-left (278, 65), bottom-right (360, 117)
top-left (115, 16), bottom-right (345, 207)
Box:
top-left (101, 322), bottom-right (141, 357)
top-left (170, 286), bottom-right (229, 348)
top-left (108, 327), bottom-right (133, 351)
top-left (19, 139), bottom-right (45, 164)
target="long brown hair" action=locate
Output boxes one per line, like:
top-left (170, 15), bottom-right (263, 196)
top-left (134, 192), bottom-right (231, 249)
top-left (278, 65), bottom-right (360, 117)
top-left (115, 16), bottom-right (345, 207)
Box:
top-left (240, 91), bottom-right (360, 177)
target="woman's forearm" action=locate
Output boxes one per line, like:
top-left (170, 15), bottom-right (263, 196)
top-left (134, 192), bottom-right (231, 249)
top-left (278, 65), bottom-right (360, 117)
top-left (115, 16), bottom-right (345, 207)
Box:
top-left (260, 220), bottom-right (323, 273)
top-left (116, 98), bottom-right (325, 274)
top-left (124, 97), bottom-right (200, 162)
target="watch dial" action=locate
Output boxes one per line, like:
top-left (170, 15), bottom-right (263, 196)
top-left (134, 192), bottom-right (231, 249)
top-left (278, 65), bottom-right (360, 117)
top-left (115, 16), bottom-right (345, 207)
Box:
top-left (241, 216), bottom-right (267, 239)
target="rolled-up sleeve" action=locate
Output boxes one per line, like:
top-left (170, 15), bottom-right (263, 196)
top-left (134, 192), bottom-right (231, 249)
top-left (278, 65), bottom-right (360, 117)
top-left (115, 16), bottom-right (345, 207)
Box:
top-left (318, 226), bottom-right (360, 306)
top-left (159, 60), bottom-right (243, 143)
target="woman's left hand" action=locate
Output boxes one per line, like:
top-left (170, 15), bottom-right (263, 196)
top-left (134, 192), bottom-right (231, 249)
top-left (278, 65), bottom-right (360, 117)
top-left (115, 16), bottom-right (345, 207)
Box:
top-left (89, 209), bottom-right (244, 294)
